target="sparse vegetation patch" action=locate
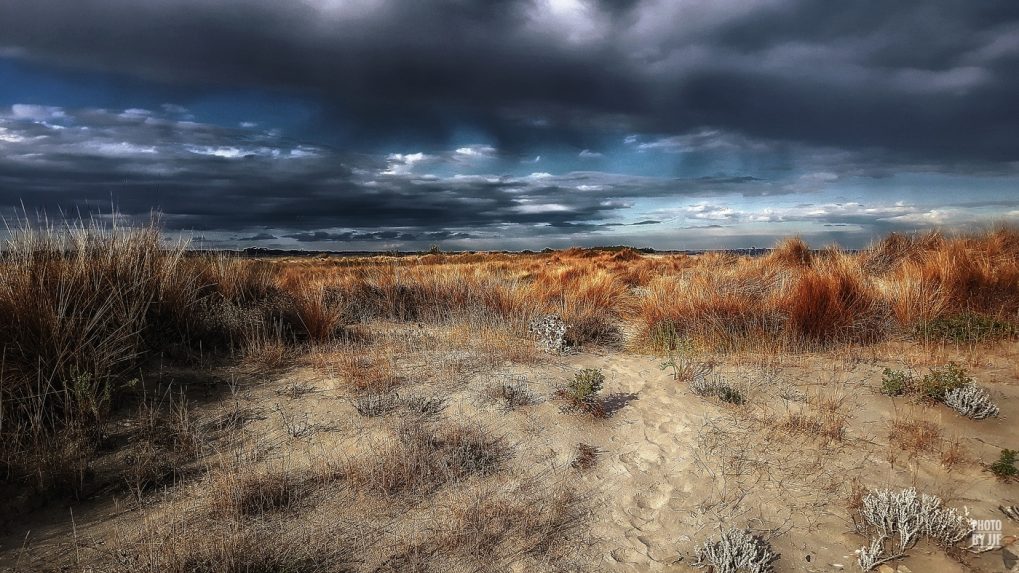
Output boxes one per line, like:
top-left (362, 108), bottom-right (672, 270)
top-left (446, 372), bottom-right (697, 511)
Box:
top-left (693, 527), bottom-right (779, 573)
top-left (914, 312), bottom-right (1017, 343)
top-left (879, 363), bottom-right (998, 419)
top-left (854, 488), bottom-right (971, 570)
top-left (691, 374), bottom-right (746, 405)
top-left (529, 313), bottom-right (569, 354)
top-left (990, 449), bottom-right (1018, 480)
top-left (345, 420), bottom-right (510, 495)
top-left (556, 368), bottom-right (608, 416)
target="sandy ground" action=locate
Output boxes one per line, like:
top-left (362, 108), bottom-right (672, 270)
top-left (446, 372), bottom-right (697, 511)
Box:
top-left (558, 350), bottom-right (1018, 572)
top-left (2, 327), bottom-right (1018, 572)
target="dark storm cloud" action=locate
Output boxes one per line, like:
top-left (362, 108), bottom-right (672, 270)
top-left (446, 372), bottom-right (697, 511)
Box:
top-left (237, 232), bottom-right (278, 241)
top-left (0, 106), bottom-right (777, 241)
top-left (283, 230), bottom-right (474, 242)
top-left (2, 0), bottom-right (1018, 162)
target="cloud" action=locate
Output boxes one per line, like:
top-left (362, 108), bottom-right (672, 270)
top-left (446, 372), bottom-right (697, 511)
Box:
top-left (283, 229), bottom-right (475, 243)
top-left (578, 149), bottom-right (603, 158)
top-left (454, 144), bottom-right (497, 159)
top-left (0, 104), bottom-right (790, 246)
top-left (11, 104), bottom-right (66, 121)
top-left (513, 202), bottom-right (572, 214)
top-left (1, 0), bottom-right (1016, 166)
top-left (636, 129), bottom-right (772, 154)
top-left (238, 232), bottom-right (278, 241)
top-left (381, 152), bottom-right (434, 175)
top-left (0, 97), bottom-right (1016, 250)
top-left (683, 203), bottom-right (738, 220)
top-left (0, 126), bottom-right (26, 143)
top-left (644, 200), bottom-right (1015, 237)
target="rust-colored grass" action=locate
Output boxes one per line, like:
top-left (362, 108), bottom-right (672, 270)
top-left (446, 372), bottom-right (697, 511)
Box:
top-left (889, 412), bottom-right (943, 457)
top-left (777, 253), bottom-right (887, 346)
top-left (4, 221), bottom-right (1019, 496)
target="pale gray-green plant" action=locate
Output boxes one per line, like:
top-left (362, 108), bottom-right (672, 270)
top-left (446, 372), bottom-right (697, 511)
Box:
top-left (855, 488), bottom-right (971, 571)
top-left (943, 382), bottom-right (999, 419)
top-left (694, 528), bottom-right (778, 573)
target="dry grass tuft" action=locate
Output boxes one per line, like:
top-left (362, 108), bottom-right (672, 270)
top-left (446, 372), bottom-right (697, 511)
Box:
top-left (780, 388), bottom-right (849, 444)
top-left (337, 346), bottom-right (402, 394)
top-left (531, 265), bottom-right (627, 346)
top-left (766, 235), bottom-right (813, 267)
top-left (286, 283), bottom-right (345, 342)
top-left (431, 481), bottom-right (589, 564)
top-left (126, 515), bottom-right (353, 573)
top-left (344, 419), bottom-right (510, 496)
top-left (0, 219), bottom-right (292, 493)
top-left (940, 436), bottom-right (968, 470)
top-left (372, 477), bottom-right (590, 570)
top-left (209, 466), bottom-right (306, 518)
top-left (635, 262), bottom-right (784, 352)
top-left (778, 253), bottom-right (887, 346)
top-left (889, 412), bottom-right (943, 457)
top-left (241, 318), bottom-right (294, 369)
top-left (571, 443), bottom-right (600, 470)
top-left (485, 380), bottom-right (538, 410)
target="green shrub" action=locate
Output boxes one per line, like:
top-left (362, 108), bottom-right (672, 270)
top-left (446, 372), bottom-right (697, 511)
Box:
top-left (658, 336), bottom-right (707, 382)
top-left (990, 449), bottom-right (1018, 479)
top-left (918, 362), bottom-right (971, 401)
top-left (880, 367), bottom-right (912, 396)
top-left (691, 375), bottom-right (745, 405)
top-left (567, 368), bottom-right (605, 403)
top-left (915, 313), bottom-right (1017, 343)
top-left (715, 385), bottom-right (746, 405)
top-left (882, 363), bottom-right (1000, 421)
top-left (647, 320), bottom-right (683, 352)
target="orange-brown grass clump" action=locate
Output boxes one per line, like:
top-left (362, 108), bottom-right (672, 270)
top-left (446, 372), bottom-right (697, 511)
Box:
top-left (286, 283), bottom-right (345, 341)
top-left (636, 259), bottom-right (783, 352)
top-left (270, 228), bottom-right (1019, 354)
top-left (874, 227), bottom-right (1019, 328)
top-left (777, 252), bottom-right (887, 346)
top-left (632, 230), bottom-right (1018, 351)
top-left (765, 235), bottom-right (813, 268)
top-left (288, 262), bottom-right (533, 324)
top-left (531, 264), bottom-right (629, 346)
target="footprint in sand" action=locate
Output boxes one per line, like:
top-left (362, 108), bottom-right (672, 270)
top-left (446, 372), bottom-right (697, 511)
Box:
top-left (623, 482), bottom-right (673, 532)
top-left (609, 547), bottom-right (645, 564)
top-left (655, 419), bottom-right (683, 434)
top-left (619, 447), bottom-right (665, 474)
top-left (635, 534), bottom-right (677, 563)
top-left (634, 482), bottom-right (672, 510)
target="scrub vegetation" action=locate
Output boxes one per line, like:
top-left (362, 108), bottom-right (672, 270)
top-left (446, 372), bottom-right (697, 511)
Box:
top-left (1, 219), bottom-right (1016, 572)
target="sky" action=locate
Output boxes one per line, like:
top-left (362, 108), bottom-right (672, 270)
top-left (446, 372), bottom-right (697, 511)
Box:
top-left (1, 1), bottom-right (1018, 250)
